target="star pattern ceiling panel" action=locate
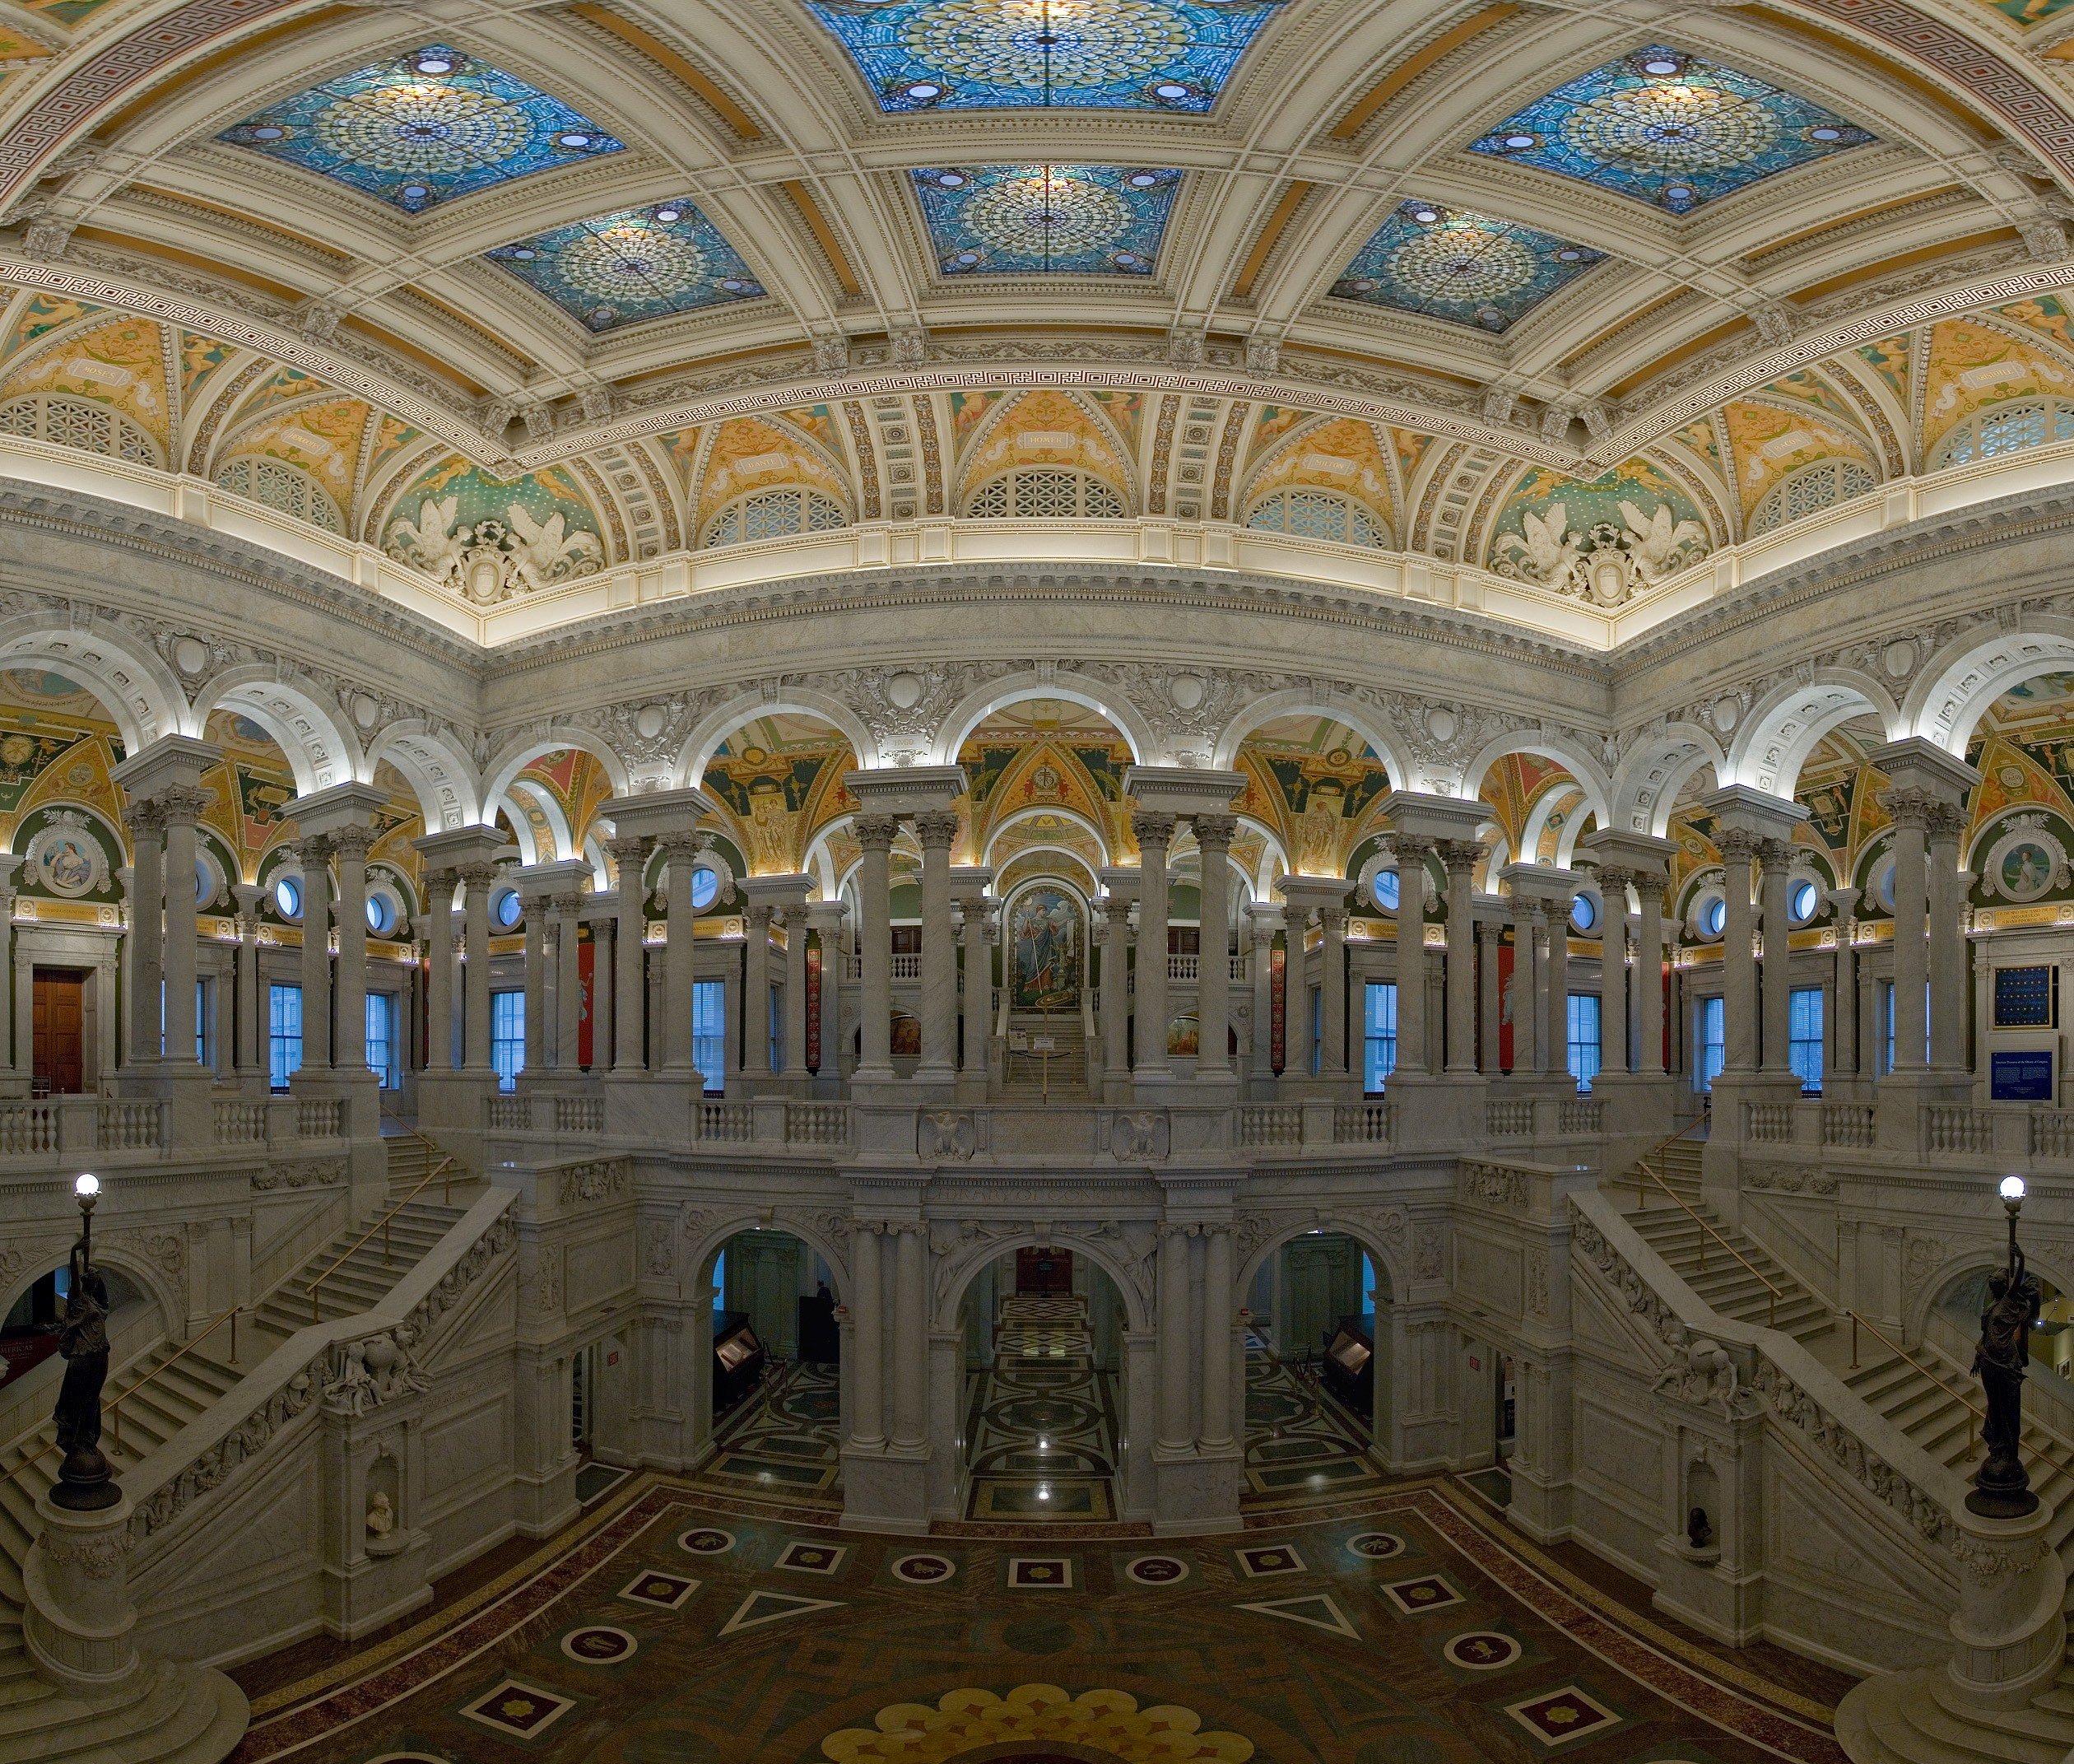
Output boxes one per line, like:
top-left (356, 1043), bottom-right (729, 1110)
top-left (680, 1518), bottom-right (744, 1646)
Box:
top-left (806, 0), bottom-right (1278, 112)
top-left (488, 200), bottom-right (764, 333)
top-left (1468, 45), bottom-right (1872, 215)
top-left (1331, 201), bottom-right (1602, 333)
top-left (914, 165), bottom-right (1179, 274)
top-left (219, 44), bottom-right (623, 214)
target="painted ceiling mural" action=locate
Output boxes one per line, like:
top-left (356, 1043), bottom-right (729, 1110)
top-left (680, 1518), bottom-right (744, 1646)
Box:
top-left (913, 164), bottom-right (1181, 276)
top-left (10, 283), bottom-right (2073, 610)
top-left (1331, 201), bottom-right (1604, 334)
top-left (487, 200), bottom-right (765, 333)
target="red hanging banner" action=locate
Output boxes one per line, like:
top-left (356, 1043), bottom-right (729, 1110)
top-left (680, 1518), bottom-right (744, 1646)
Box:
top-left (1270, 943), bottom-right (1286, 1073)
top-left (806, 943), bottom-right (823, 1072)
top-left (577, 933), bottom-right (595, 1068)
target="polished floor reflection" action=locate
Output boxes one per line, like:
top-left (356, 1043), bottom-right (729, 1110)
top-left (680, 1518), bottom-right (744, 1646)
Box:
top-left (963, 1293), bottom-right (1119, 1520)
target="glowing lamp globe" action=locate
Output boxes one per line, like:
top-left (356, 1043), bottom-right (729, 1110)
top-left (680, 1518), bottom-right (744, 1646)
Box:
top-left (2002, 1175), bottom-right (2027, 1203)
top-left (73, 1172), bottom-right (99, 1200)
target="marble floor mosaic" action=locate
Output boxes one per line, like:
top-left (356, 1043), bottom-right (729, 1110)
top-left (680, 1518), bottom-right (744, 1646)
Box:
top-left (701, 1361), bottom-right (843, 1505)
top-left (1242, 1339), bottom-right (1396, 1513)
top-left (229, 1474), bottom-right (1849, 1764)
top-left (963, 1293), bottom-right (1119, 1521)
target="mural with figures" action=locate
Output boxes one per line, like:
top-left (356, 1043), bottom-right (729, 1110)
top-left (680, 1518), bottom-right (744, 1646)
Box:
top-left (1007, 887), bottom-right (1082, 1012)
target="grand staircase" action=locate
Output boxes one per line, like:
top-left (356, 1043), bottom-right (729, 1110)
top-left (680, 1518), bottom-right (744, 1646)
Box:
top-left (0, 1127), bottom-right (472, 1753)
top-left (1002, 1015), bottom-right (1090, 1093)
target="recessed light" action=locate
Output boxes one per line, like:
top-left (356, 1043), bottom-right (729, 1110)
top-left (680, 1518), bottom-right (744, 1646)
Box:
top-left (654, 205), bottom-right (683, 221)
top-left (401, 184), bottom-right (430, 200)
top-left (1113, 252), bottom-right (1139, 267)
top-left (1347, 277), bottom-right (1378, 292)
top-left (719, 277), bottom-right (746, 290)
top-left (904, 81), bottom-right (942, 100)
top-left (953, 250), bottom-right (980, 264)
top-left (556, 132), bottom-right (593, 148)
top-left (1556, 248), bottom-right (1583, 261)
top-left (1665, 185), bottom-right (1694, 202)
top-left (1153, 81), bottom-right (1188, 100)
top-left (1502, 133), bottom-right (1536, 150)
top-left (1641, 56), bottom-right (1681, 75)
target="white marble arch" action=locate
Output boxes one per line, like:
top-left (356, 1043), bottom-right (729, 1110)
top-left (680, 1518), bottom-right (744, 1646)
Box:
top-left (1727, 671), bottom-right (1902, 798)
top-left (1902, 1243), bottom-right (2074, 1352)
top-left (1459, 733), bottom-right (1612, 831)
top-left (931, 1227), bottom-right (1152, 1336)
top-left (1519, 783), bottom-right (1587, 870)
top-left (683, 1212), bottom-right (850, 1306)
top-left (0, 1232), bottom-right (184, 1352)
top-left (503, 776), bottom-right (575, 863)
top-left (1907, 617), bottom-right (2074, 753)
top-left (1232, 1213), bottom-right (1409, 1313)
top-left (1211, 687), bottom-right (1414, 792)
top-left (367, 721), bottom-right (479, 833)
top-left (481, 728), bottom-right (631, 833)
top-left (0, 613), bottom-right (187, 754)
top-left (193, 668), bottom-right (360, 796)
top-left (983, 803), bottom-right (1114, 867)
top-left (676, 687), bottom-right (876, 789)
top-left (1607, 723), bottom-right (1726, 838)
top-left (929, 670), bottom-right (1154, 768)
top-left (1232, 814), bottom-right (1291, 898)
top-left (993, 845), bottom-right (1101, 901)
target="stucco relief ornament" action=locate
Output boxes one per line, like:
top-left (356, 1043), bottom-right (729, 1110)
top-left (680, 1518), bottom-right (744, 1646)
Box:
top-left (1653, 1336), bottom-right (1751, 1416)
top-left (384, 498), bottom-right (603, 604)
top-left (1980, 815), bottom-right (2071, 904)
top-left (27, 811), bottom-right (108, 899)
top-left (1491, 502), bottom-right (1708, 606)
top-left (1109, 1109), bottom-right (1169, 1161)
top-left (918, 1110), bottom-right (977, 1161)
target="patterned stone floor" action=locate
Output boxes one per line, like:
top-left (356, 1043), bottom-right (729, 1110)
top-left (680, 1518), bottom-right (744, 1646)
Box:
top-left (230, 1473), bottom-right (1849, 1764)
top-left (963, 1294), bottom-right (1119, 1521)
top-left (1242, 1336), bottom-right (1396, 1513)
top-left (701, 1361), bottom-right (843, 1506)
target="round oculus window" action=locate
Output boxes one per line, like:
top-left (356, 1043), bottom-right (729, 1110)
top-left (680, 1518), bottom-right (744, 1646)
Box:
top-left (1571, 892), bottom-right (1598, 933)
top-left (274, 876), bottom-right (302, 919)
top-left (1789, 879), bottom-right (1818, 923)
top-left (494, 888), bottom-right (522, 929)
top-left (1700, 896), bottom-right (1726, 938)
top-left (691, 866), bottom-right (720, 911)
top-left (1373, 869), bottom-right (1401, 911)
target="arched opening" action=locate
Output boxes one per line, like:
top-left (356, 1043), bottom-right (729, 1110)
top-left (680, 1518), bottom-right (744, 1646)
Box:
top-left (0, 1257), bottom-right (148, 1443)
top-left (953, 1243), bottom-right (1132, 1522)
top-left (1244, 1230), bottom-right (1395, 1504)
top-left (695, 1227), bottom-right (843, 1498)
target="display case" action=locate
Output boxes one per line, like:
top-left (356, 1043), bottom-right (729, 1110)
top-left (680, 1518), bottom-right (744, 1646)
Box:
top-left (1320, 1315), bottom-right (1374, 1422)
top-left (712, 1310), bottom-right (766, 1419)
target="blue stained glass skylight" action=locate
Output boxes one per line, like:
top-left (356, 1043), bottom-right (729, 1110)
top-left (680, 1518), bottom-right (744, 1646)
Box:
top-left (1467, 44), bottom-right (1872, 215)
top-left (219, 44), bottom-right (623, 214)
top-left (914, 164), bottom-right (1179, 275)
top-left (1331, 200), bottom-right (1605, 333)
top-left (487, 200), bottom-right (764, 333)
top-left (806, 0), bottom-right (1279, 112)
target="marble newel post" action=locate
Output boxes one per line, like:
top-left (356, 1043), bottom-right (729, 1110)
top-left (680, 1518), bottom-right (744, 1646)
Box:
top-left (851, 815), bottom-right (897, 1082)
top-left (1131, 812), bottom-right (1174, 1082)
top-left (914, 809), bottom-right (960, 1086)
top-left (1193, 812), bottom-right (1236, 1086)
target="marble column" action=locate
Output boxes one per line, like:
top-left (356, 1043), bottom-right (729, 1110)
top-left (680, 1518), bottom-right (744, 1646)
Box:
top-left (891, 1223), bottom-right (926, 1450)
top-left (1100, 891), bottom-right (1133, 1087)
top-left (915, 809), bottom-right (959, 1084)
top-left (331, 824), bottom-right (372, 1075)
top-left (420, 873), bottom-right (453, 1073)
top-left (1830, 889), bottom-right (1860, 1080)
top-left (1597, 868), bottom-right (1631, 1077)
top-left (1884, 796), bottom-right (1929, 1075)
top-left (1441, 844), bottom-right (1480, 1075)
top-left (159, 788), bottom-right (207, 1067)
top-left (1286, 909), bottom-right (1314, 1080)
top-left (1393, 838), bottom-right (1431, 1078)
top-left (1541, 901), bottom-right (1570, 1079)
top-left (123, 803), bottom-right (165, 1066)
top-left (848, 1223), bottom-right (884, 1449)
top-left (1132, 812), bottom-right (1174, 1078)
top-left (1718, 829), bottom-right (1760, 1077)
top-left (742, 898), bottom-right (774, 1078)
top-left (1248, 905), bottom-right (1281, 1082)
top-left (1194, 812), bottom-right (1235, 1081)
top-left (234, 882), bottom-right (264, 1079)
top-left (1635, 874), bottom-right (1667, 1077)
top-left (1927, 802), bottom-right (1969, 1073)
top-left (1199, 1226), bottom-right (1235, 1450)
top-left (519, 885), bottom-right (547, 1074)
top-left (1759, 840), bottom-right (1795, 1078)
top-left (808, 901), bottom-right (844, 1077)
top-left (553, 891), bottom-right (583, 1070)
top-left (658, 835), bottom-right (702, 1078)
top-left (607, 837), bottom-right (649, 1073)
top-left (1508, 894), bottom-right (1538, 1073)
top-left (782, 905), bottom-right (810, 1081)
top-left (460, 862), bottom-right (495, 1073)
top-left (587, 903), bottom-right (614, 1070)
top-left (1318, 900), bottom-right (1348, 1081)
top-left (1477, 916), bottom-right (1502, 1073)
top-left (957, 898), bottom-right (988, 1077)
top-left (1156, 1225), bottom-right (1193, 1452)
top-left (853, 814), bottom-right (898, 1081)
top-left (299, 836), bottom-right (333, 1072)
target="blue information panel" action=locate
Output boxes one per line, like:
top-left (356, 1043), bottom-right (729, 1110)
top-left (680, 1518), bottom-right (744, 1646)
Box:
top-left (1993, 1050), bottom-right (2055, 1101)
top-left (1994, 965), bottom-right (2058, 1028)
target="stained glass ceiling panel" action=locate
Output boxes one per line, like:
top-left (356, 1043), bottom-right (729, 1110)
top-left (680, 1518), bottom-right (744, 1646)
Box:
top-left (1331, 200), bottom-right (1604, 333)
top-left (1467, 44), bottom-right (1872, 215)
top-left (220, 44), bottom-right (623, 214)
top-left (806, 0), bottom-right (1279, 112)
top-left (914, 164), bottom-right (1179, 274)
top-left (488, 200), bottom-right (764, 333)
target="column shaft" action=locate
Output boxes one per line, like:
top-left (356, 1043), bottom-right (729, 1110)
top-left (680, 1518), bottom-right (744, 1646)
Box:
top-left (608, 838), bottom-right (649, 1073)
top-left (1101, 899), bottom-right (1132, 1082)
top-left (1928, 806), bottom-right (1967, 1071)
top-left (743, 903), bottom-right (774, 1077)
top-left (460, 863), bottom-right (494, 1073)
top-left (915, 811), bottom-right (959, 1082)
top-left (300, 838), bottom-right (333, 1071)
top-left (1319, 902), bottom-right (1348, 1080)
top-left (659, 836), bottom-right (700, 1076)
top-left (1887, 803), bottom-right (1928, 1074)
top-left (1249, 913), bottom-right (1278, 1080)
top-left (1477, 919), bottom-right (1501, 1073)
top-left (891, 1224), bottom-right (926, 1448)
top-left (554, 895), bottom-right (583, 1069)
top-left (849, 1225), bottom-right (884, 1448)
top-left (1509, 898), bottom-right (1538, 1073)
top-left (1719, 832), bottom-right (1759, 1075)
top-left (1156, 1226), bottom-right (1192, 1451)
top-left (1542, 908), bottom-right (1569, 1079)
top-left (853, 816), bottom-right (897, 1079)
top-left (1636, 877), bottom-right (1666, 1076)
top-left (1597, 869), bottom-right (1630, 1077)
top-left (160, 794), bottom-right (205, 1066)
top-left (124, 805), bottom-right (165, 1065)
top-left (1195, 814), bottom-right (1235, 1077)
top-left (331, 826), bottom-right (371, 1073)
top-left (1199, 1226), bottom-right (1234, 1448)
top-left (1393, 840), bottom-right (1430, 1078)
top-left (1832, 896), bottom-right (1859, 1077)
top-left (783, 906), bottom-right (810, 1078)
top-left (1133, 814), bottom-right (1173, 1077)
top-left (1286, 914), bottom-right (1314, 1078)
top-left (1442, 845), bottom-right (1478, 1074)
top-left (234, 884), bottom-right (263, 1077)
top-left (1759, 840), bottom-right (1794, 1077)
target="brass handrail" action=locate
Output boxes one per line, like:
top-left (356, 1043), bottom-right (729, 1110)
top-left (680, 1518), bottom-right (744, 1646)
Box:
top-left (3, 1301), bottom-right (241, 1483)
top-left (1632, 1155), bottom-right (1786, 1329)
top-left (307, 1155), bottom-right (457, 1323)
top-left (1632, 1121), bottom-right (1700, 1211)
top-left (1849, 1308), bottom-right (2074, 1475)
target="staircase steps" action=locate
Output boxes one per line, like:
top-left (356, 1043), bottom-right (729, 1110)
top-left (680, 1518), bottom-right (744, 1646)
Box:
top-left (1002, 1017), bottom-right (1090, 1092)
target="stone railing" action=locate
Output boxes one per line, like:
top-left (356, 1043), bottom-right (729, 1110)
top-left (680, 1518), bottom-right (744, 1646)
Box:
top-left (1486, 1098), bottom-right (1537, 1137)
top-left (698, 1101), bottom-right (754, 1142)
top-left (1821, 1102), bottom-right (1876, 1148)
top-left (1332, 1102), bottom-right (1393, 1145)
top-left (1558, 1096), bottom-right (1603, 1135)
top-left (0, 1100), bottom-right (57, 1156)
top-left (486, 1093), bottom-right (528, 1130)
top-left (891, 952), bottom-right (921, 980)
top-left (1569, 1190), bottom-right (1960, 1569)
top-left (212, 1098), bottom-right (267, 1144)
top-left (784, 1101), bottom-right (851, 1145)
top-left (1237, 1104), bottom-right (1303, 1148)
top-left (126, 1188), bottom-right (518, 1555)
top-left (295, 1096), bottom-right (345, 1139)
top-left (1167, 953), bottom-right (1198, 980)
top-left (0, 1096), bottom-right (174, 1161)
top-left (2034, 1108), bottom-right (2074, 1161)
top-left (1925, 1104), bottom-right (1994, 1157)
top-left (1744, 1101), bottom-right (1796, 1143)
top-left (556, 1094), bottom-right (605, 1133)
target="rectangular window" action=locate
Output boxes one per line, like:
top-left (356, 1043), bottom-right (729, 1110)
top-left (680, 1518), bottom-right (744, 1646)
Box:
top-left (366, 992), bottom-right (398, 1089)
top-left (267, 982), bottom-right (302, 1090)
top-left (1567, 993), bottom-right (1602, 1093)
top-left (693, 979), bottom-right (726, 1095)
top-left (1364, 980), bottom-right (1397, 1093)
top-left (1309, 985), bottom-right (1323, 1077)
top-left (491, 989), bottom-right (525, 1091)
top-left (1695, 994), bottom-right (1725, 1093)
top-left (1788, 985), bottom-right (1824, 1094)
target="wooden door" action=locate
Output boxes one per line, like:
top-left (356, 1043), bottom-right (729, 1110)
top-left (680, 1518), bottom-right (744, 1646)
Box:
top-left (32, 968), bottom-right (85, 1096)
top-left (1016, 1246), bottom-right (1071, 1295)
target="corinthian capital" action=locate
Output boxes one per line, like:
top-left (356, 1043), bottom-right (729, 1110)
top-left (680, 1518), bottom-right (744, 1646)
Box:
top-left (1193, 812), bottom-right (1238, 850)
top-left (853, 812), bottom-right (900, 852)
top-left (912, 809), bottom-right (960, 850)
top-left (1132, 811), bottom-right (1177, 849)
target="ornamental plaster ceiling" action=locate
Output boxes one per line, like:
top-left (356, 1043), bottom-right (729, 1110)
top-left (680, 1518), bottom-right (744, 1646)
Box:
top-left (4, 0), bottom-right (2074, 645)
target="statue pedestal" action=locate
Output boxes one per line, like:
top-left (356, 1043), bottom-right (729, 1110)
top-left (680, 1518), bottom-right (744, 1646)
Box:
top-left (23, 1489), bottom-right (141, 1697)
top-left (1946, 1501), bottom-right (2065, 1710)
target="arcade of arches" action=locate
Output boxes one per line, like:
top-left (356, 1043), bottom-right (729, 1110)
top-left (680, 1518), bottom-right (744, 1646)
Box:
top-left (15, 0), bottom-right (2074, 1759)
